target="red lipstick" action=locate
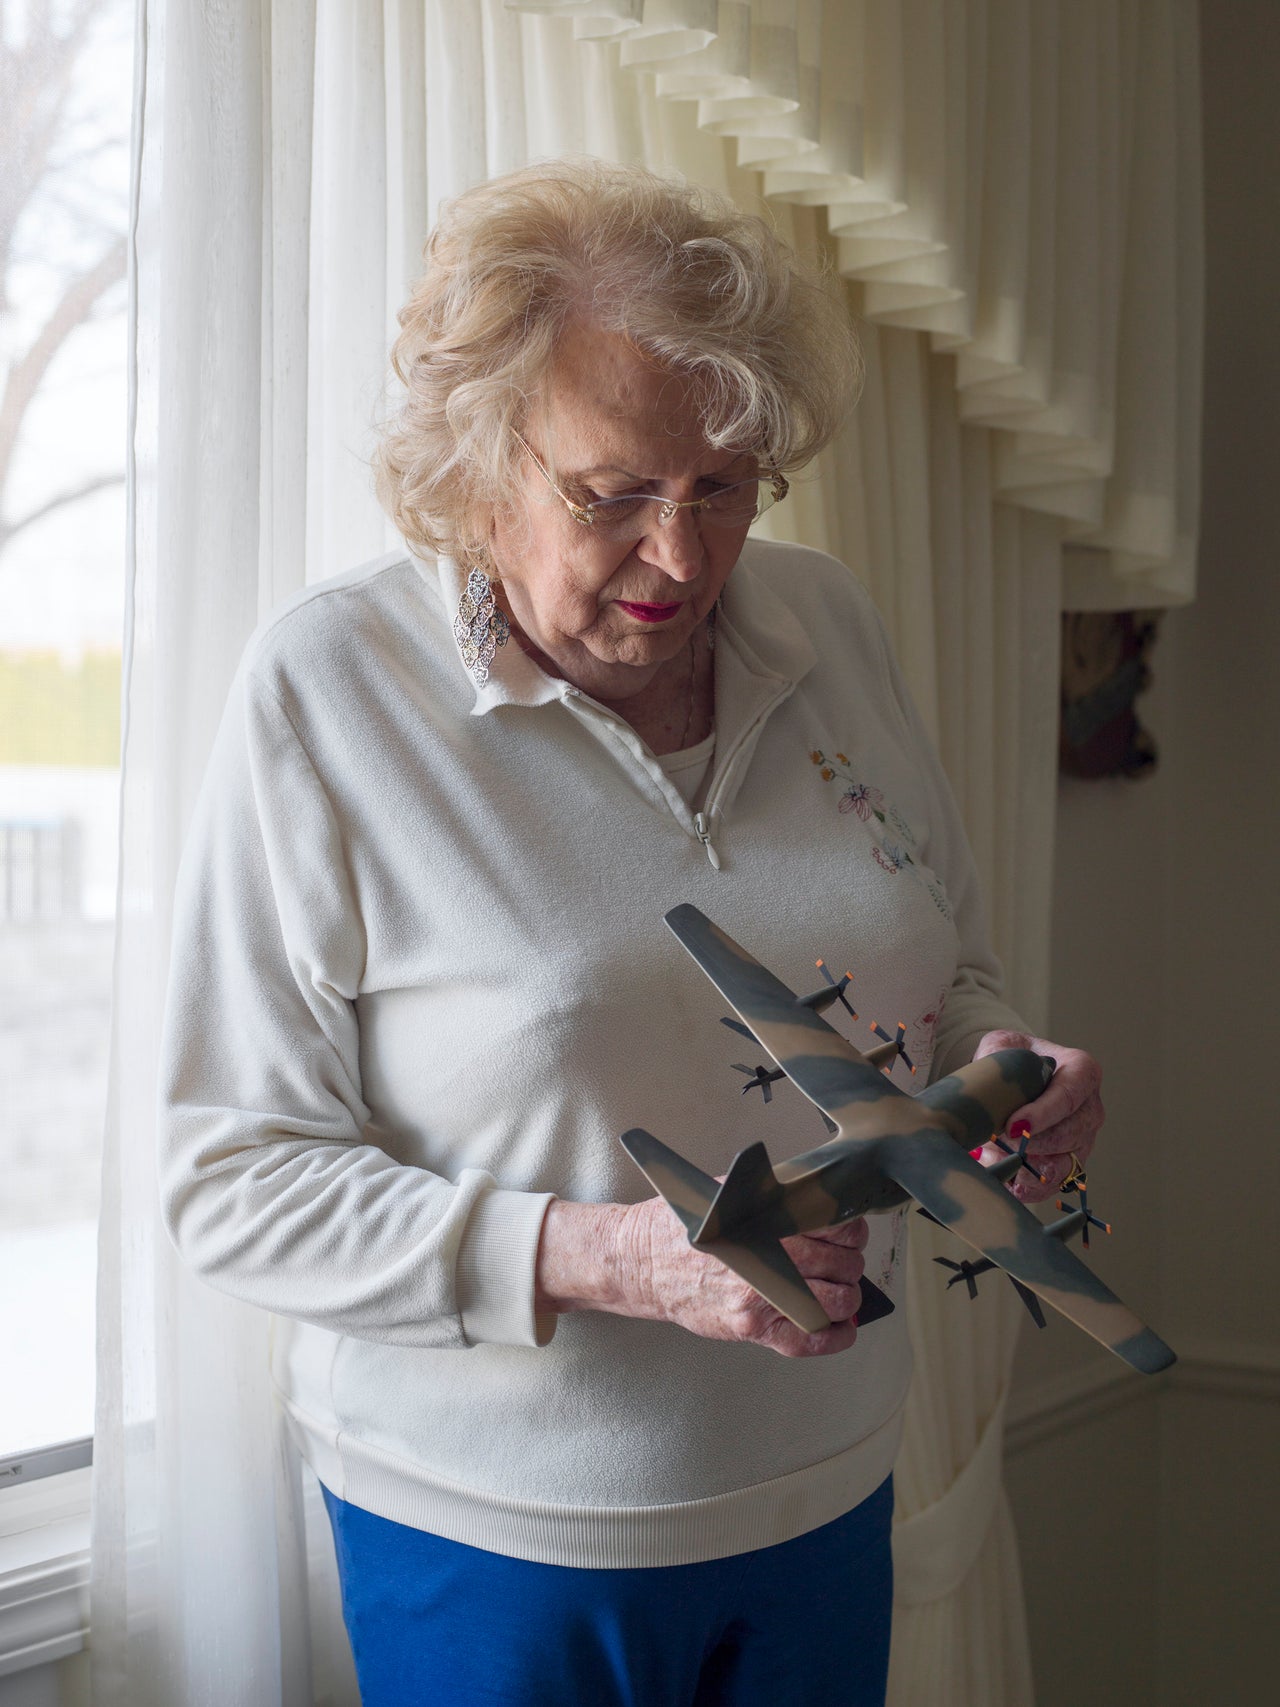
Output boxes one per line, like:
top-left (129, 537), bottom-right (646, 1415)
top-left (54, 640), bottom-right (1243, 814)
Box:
top-left (616, 600), bottom-right (684, 623)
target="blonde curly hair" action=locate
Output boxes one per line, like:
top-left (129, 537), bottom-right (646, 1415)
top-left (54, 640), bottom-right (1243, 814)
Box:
top-left (375, 157), bottom-right (862, 565)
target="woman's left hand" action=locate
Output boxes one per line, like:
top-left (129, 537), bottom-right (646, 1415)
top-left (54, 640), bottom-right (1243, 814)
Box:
top-left (972, 1030), bottom-right (1104, 1205)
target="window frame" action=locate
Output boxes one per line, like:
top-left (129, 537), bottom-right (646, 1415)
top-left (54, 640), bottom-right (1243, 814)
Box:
top-left (0, 1439), bottom-right (93, 1490)
top-left (0, 0), bottom-right (133, 1678)
top-left (0, 1458), bottom-right (92, 1676)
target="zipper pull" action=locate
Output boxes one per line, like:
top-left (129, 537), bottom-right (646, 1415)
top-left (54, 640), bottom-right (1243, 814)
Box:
top-left (693, 812), bottom-right (721, 870)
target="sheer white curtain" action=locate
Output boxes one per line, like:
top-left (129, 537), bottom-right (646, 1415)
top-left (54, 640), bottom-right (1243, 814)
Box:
top-left (93, 4), bottom-right (1201, 1703)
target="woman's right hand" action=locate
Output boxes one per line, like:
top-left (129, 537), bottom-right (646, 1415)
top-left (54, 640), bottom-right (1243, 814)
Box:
top-left (534, 1195), bottom-right (868, 1359)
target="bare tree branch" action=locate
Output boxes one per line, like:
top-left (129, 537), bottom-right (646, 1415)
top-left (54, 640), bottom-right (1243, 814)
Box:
top-left (0, 0), bottom-right (113, 283)
top-left (0, 470), bottom-right (124, 554)
top-left (0, 0), bottom-right (129, 568)
top-left (0, 233), bottom-right (127, 490)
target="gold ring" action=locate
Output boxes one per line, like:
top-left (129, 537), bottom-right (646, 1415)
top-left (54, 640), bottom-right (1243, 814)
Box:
top-left (1061, 1153), bottom-right (1087, 1190)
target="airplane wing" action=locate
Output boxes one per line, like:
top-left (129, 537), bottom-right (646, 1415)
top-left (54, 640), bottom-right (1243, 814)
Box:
top-left (665, 904), bottom-right (927, 1140)
top-left (880, 1133), bottom-right (1176, 1374)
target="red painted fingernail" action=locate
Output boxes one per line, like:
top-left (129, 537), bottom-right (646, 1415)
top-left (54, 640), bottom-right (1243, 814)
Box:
top-left (1010, 1119), bottom-right (1032, 1142)
top-left (969, 1147), bottom-right (984, 1160)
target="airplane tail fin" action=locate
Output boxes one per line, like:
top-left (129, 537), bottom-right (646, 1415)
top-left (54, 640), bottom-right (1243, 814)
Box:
top-left (620, 1129), bottom-right (896, 1337)
top-left (694, 1141), bottom-right (783, 1245)
top-left (618, 1129), bottom-right (718, 1239)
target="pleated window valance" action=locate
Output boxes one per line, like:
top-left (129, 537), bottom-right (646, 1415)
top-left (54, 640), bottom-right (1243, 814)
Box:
top-left (507, 0), bottom-right (1203, 609)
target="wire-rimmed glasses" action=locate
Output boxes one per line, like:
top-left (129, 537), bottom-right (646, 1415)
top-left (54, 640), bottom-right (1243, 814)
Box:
top-left (513, 430), bottom-right (788, 539)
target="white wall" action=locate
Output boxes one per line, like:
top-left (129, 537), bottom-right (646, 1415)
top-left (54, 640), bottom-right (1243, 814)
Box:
top-left (1008, 4), bottom-right (1280, 1701)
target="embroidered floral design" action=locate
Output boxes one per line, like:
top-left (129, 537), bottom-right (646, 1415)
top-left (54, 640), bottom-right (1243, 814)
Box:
top-left (810, 746), bottom-right (952, 920)
top-left (915, 988), bottom-right (948, 1043)
top-left (924, 879), bottom-right (953, 920)
top-left (907, 988), bottom-right (950, 1068)
top-left (839, 782), bottom-right (882, 820)
top-left (811, 750), bottom-right (888, 823)
top-left (886, 802), bottom-right (915, 843)
top-left (872, 842), bottom-right (911, 875)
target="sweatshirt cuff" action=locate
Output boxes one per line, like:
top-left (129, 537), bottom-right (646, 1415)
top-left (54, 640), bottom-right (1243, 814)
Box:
top-left (455, 1186), bottom-right (558, 1349)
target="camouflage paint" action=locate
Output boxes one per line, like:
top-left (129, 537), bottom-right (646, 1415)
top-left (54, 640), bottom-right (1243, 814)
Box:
top-left (619, 905), bottom-right (1175, 1376)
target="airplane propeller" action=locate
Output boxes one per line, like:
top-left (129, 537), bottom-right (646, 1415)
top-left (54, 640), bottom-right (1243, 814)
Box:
top-left (868, 1018), bottom-right (915, 1077)
top-left (800, 959), bottom-right (858, 1019)
top-left (722, 959), bottom-right (861, 1033)
top-left (934, 1250), bottom-right (1048, 1327)
top-left (984, 1118), bottom-right (1044, 1183)
top-left (731, 1061), bottom-right (782, 1103)
top-left (934, 1255), bottom-right (994, 1299)
top-left (721, 1021), bottom-right (837, 1132)
top-left (1055, 1183), bottom-right (1112, 1250)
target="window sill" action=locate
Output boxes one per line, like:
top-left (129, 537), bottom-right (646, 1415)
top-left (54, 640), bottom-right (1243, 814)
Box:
top-left (0, 1467), bottom-right (91, 1677)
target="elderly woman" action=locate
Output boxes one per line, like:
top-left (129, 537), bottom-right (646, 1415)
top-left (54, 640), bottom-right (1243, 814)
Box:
top-left (159, 159), bottom-right (1101, 1707)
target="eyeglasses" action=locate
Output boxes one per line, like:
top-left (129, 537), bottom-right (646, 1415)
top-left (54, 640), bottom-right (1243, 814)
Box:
top-left (513, 431), bottom-right (788, 539)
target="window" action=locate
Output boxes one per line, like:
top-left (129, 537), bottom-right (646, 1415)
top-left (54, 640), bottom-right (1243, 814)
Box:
top-left (0, 0), bottom-right (132, 1502)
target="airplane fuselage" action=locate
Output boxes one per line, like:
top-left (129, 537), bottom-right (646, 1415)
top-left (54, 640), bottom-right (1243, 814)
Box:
top-left (690, 1047), bottom-right (1053, 1249)
top-left (692, 1139), bottom-right (911, 1249)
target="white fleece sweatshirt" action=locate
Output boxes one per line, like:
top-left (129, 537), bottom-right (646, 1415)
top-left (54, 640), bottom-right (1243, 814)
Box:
top-left (158, 538), bottom-right (1024, 1568)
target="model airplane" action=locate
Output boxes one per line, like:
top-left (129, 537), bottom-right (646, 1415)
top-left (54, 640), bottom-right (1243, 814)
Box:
top-left (620, 904), bottom-right (1175, 1376)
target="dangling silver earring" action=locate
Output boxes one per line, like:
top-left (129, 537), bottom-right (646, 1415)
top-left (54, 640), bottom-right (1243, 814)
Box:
top-left (453, 566), bottom-right (509, 687)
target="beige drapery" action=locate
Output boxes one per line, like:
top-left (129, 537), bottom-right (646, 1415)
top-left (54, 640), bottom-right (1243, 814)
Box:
top-left (93, 4), bottom-right (1200, 1703)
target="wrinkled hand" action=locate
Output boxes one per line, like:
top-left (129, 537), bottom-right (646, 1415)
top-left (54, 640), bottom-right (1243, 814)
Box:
top-left (973, 1030), bottom-right (1104, 1204)
top-left (620, 1192), bottom-right (869, 1358)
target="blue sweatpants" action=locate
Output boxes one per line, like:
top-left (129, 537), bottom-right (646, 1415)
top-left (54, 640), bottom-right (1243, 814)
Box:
top-left (321, 1475), bottom-right (893, 1707)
